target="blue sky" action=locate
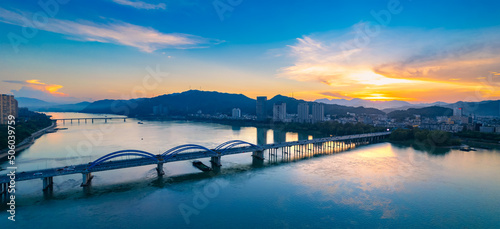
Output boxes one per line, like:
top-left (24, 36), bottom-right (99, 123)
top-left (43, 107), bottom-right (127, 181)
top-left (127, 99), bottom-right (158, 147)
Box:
top-left (0, 0), bottom-right (499, 103)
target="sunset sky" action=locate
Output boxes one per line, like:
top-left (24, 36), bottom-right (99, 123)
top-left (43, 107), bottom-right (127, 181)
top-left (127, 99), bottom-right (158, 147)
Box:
top-left (0, 0), bottom-right (499, 103)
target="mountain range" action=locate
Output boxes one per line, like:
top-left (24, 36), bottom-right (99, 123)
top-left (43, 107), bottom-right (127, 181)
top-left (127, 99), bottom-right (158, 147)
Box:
top-left (15, 91), bottom-right (500, 117)
top-left (80, 90), bottom-right (385, 117)
top-left (16, 97), bottom-right (91, 112)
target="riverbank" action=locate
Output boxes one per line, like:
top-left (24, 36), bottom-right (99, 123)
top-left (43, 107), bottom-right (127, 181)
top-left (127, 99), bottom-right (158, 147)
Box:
top-left (0, 121), bottom-right (57, 161)
top-left (459, 138), bottom-right (500, 150)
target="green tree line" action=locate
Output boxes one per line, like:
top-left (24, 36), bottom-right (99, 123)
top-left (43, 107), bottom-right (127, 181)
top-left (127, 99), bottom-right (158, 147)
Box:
top-left (389, 128), bottom-right (461, 146)
top-left (0, 110), bottom-right (52, 151)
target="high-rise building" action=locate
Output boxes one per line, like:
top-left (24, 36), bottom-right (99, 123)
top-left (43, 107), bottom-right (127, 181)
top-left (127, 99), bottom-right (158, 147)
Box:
top-left (297, 103), bottom-right (309, 123)
top-left (273, 102), bottom-right (286, 122)
top-left (0, 94), bottom-right (18, 124)
top-left (256, 96), bottom-right (267, 120)
top-left (153, 104), bottom-right (168, 115)
top-left (232, 108), bottom-right (241, 118)
top-left (453, 107), bottom-right (463, 117)
top-left (311, 103), bottom-right (324, 123)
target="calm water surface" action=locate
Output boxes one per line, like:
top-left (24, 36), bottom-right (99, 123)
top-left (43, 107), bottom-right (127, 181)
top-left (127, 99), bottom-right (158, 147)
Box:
top-left (1, 112), bottom-right (499, 228)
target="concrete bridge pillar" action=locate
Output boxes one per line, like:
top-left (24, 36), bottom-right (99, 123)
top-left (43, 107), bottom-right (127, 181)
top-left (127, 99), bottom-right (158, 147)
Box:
top-left (252, 150), bottom-right (264, 160)
top-left (42, 177), bottom-right (53, 191)
top-left (81, 173), bottom-right (93, 187)
top-left (156, 162), bottom-right (165, 176)
top-left (211, 156), bottom-right (222, 167)
top-left (92, 119), bottom-right (94, 123)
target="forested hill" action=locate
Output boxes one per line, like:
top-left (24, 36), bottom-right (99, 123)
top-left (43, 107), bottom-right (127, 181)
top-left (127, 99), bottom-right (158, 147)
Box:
top-left (81, 90), bottom-right (385, 117)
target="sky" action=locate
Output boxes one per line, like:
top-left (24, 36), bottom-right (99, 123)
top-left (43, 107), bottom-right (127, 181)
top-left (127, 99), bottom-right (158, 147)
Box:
top-left (0, 0), bottom-right (499, 103)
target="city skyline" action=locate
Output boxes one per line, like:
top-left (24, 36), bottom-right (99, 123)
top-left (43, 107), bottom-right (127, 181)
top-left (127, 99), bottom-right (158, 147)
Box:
top-left (1, 1), bottom-right (499, 103)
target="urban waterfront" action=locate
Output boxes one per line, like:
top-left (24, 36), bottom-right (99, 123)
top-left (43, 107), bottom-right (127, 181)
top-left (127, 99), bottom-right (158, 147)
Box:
top-left (1, 113), bottom-right (499, 228)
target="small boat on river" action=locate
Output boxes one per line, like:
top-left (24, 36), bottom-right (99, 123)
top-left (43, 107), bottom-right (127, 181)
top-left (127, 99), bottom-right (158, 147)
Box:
top-left (192, 160), bottom-right (212, 172)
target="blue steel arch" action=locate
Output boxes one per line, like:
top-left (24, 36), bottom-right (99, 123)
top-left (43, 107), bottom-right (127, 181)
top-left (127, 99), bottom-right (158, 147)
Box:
top-left (162, 144), bottom-right (218, 159)
top-left (88, 150), bottom-right (159, 170)
top-left (215, 140), bottom-right (263, 152)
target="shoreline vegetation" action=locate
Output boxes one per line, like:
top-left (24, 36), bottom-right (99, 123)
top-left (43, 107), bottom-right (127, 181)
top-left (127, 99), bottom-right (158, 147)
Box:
top-left (0, 110), bottom-right (53, 161)
top-left (389, 128), bottom-right (461, 147)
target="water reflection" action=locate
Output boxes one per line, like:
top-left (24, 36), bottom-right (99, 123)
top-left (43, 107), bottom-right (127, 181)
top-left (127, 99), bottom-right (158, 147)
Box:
top-left (231, 125), bottom-right (241, 134)
top-left (256, 127), bottom-right (267, 145)
top-left (1, 113), bottom-right (499, 228)
top-left (273, 129), bottom-right (286, 143)
top-left (289, 143), bottom-right (432, 220)
top-left (298, 133), bottom-right (309, 141)
top-left (391, 142), bottom-right (452, 156)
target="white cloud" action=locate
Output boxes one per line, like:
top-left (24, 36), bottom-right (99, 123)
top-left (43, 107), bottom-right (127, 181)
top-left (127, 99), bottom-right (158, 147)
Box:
top-left (0, 7), bottom-right (216, 52)
top-left (112, 0), bottom-right (166, 10)
top-left (280, 24), bottom-right (500, 85)
top-left (277, 24), bottom-right (500, 101)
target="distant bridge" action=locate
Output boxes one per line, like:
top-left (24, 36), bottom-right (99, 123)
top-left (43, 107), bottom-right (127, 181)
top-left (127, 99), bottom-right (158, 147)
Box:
top-left (0, 132), bottom-right (391, 199)
top-left (52, 117), bottom-right (127, 124)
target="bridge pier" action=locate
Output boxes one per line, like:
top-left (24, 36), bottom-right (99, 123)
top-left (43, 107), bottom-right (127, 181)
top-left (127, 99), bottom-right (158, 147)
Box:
top-left (156, 162), bottom-right (165, 176)
top-left (211, 156), bottom-right (222, 167)
top-left (252, 151), bottom-right (264, 167)
top-left (42, 177), bottom-right (54, 191)
top-left (252, 150), bottom-right (264, 159)
top-left (105, 119), bottom-right (108, 123)
top-left (81, 173), bottom-right (93, 186)
top-left (92, 118), bottom-right (94, 123)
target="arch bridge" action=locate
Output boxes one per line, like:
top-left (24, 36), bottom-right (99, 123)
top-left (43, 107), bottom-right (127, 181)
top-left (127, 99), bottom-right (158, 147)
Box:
top-left (0, 132), bottom-right (390, 199)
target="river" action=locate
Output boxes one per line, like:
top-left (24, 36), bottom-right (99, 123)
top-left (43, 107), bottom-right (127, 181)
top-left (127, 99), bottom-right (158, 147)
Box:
top-left (1, 112), bottom-right (499, 228)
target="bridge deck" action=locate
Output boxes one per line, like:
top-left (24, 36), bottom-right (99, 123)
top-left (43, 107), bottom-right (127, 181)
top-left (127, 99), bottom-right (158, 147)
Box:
top-left (52, 117), bottom-right (127, 120)
top-left (0, 132), bottom-right (390, 183)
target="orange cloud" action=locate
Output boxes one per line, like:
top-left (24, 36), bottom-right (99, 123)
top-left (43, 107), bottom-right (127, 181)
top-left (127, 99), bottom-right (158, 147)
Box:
top-left (25, 79), bottom-right (68, 97)
top-left (279, 25), bottom-right (500, 102)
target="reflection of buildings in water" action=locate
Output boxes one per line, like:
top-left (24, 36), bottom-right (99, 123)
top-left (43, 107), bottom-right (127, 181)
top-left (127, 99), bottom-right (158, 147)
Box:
top-left (273, 129), bottom-right (286, 143)
top-left (231, 125), bottom-right (241, 135)
top-left (257, 127), bottom-right (268, 146)
top-left (298, 133), bottom-right (309, 141)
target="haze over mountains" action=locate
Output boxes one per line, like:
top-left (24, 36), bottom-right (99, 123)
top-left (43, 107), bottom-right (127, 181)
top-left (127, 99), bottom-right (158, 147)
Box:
top-left (15, 90), bottom-right (500, 117)
top-left (16, 97), bottom-right (91, 112)
top-left (315, 98), bottom-right (449, 110)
